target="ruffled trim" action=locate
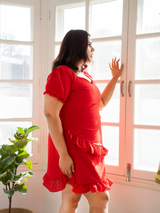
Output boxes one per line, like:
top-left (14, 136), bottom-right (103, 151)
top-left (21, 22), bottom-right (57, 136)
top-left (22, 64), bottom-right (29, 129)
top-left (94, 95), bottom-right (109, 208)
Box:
top-left (43, 172), bottom-right (113, 193)
top-left (68, 174), bottom-right (113, 193)
top-left (64, 128), bottom-right (108, 157)
top-left (43, 173), bottom-right (68, 192)
top-left (43, 91), bottom-right (65, 103)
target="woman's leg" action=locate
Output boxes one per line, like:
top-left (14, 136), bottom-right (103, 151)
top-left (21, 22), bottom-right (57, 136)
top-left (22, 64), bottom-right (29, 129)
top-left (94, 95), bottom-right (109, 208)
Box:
top-left (83, 191), bottom-right (110, 213)
top-left (59, 184), bottom-right (82, 213)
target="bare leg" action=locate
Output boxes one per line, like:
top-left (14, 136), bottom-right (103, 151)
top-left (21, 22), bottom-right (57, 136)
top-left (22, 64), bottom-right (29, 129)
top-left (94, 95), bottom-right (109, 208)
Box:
top-left (83, 191), bottom-right (110, 213)
top-left (59, 184), bottom-right (82, 213)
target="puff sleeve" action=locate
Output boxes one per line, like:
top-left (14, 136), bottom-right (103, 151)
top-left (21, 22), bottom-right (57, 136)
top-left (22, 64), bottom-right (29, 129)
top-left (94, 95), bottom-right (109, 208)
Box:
top-left (44, 66), bottom-right (75, 103)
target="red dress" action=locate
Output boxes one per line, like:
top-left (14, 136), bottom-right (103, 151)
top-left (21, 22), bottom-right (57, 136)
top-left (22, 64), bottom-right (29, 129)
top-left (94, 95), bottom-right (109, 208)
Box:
top-left (43, 65), bottom-right (113, 193)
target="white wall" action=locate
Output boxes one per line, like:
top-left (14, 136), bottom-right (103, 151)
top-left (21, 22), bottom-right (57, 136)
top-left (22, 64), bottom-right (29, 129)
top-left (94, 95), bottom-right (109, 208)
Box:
top-left (109, 183), bottom-right (160, 213)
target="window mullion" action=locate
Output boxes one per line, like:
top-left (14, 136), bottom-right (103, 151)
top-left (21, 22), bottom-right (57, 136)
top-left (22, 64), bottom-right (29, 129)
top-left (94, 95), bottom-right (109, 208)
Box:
top-left (85, 0), bottom-right (89, 32)
top-left (125, 0), bottom-right (137, 178)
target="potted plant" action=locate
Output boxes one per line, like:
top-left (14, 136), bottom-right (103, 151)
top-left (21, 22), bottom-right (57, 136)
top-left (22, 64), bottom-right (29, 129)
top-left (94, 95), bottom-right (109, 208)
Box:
top-left (0, 125), bottom-right (40, 213)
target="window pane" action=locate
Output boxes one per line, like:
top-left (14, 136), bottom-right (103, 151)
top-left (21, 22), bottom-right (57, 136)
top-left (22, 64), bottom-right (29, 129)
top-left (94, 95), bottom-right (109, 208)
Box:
top-left (55, 45), bottom-right (60, 59)
top-left (0, 83), bottom-right (33, 119)
top-left (137, 0), bottom-right (160, 34)
top-left (0, 122), bottom-right (32, 153)
top-left (90, 41), bottom-right (121, 80)
top-left (0, 44), bottom-right (33, 80)
top-left (97, 84), bottom-right (120, 123)
top-left (135, 38), bottom-right (160, 80)
top-left (56, 4), bottom-right (85, 41)
top-left (102, 125), bottom-right (119, 166)
top-left (89, 0), bottom-right (123, 38)
top-left (134, 84), bottom-right (160, 125)
top-left (0, 5), bottom-right (33, 42)
top-left (134, 129), bottom-right (160, 172)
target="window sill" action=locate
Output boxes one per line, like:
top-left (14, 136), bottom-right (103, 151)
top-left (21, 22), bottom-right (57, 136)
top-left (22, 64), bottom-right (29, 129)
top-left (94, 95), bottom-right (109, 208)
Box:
top-left (106, 173), bottom-right (160, 191)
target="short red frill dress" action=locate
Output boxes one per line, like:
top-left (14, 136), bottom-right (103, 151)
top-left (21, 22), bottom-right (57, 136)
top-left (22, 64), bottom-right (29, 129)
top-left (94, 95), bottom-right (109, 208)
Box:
top-left (43, 65), bottom-right (113, 194)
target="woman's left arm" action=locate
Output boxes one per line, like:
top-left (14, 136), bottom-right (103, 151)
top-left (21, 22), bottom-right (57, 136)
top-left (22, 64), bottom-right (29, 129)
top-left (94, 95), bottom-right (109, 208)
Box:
top-left (99, 57), bottom-right (123, 111)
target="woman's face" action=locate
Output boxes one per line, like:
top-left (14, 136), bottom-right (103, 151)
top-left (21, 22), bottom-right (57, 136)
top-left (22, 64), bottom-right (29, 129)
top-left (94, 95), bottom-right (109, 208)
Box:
top-left (86, 36), bottom-right (95, 64)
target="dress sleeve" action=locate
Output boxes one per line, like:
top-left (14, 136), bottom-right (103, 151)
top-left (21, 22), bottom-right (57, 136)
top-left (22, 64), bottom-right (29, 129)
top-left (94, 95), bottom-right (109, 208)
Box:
top-left (44, 66), bottom-right (74, 103)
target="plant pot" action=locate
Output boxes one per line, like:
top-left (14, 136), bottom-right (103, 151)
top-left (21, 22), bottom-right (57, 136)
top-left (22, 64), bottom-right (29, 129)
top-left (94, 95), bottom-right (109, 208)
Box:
top-left (0, 208), bottom-right (35, 213)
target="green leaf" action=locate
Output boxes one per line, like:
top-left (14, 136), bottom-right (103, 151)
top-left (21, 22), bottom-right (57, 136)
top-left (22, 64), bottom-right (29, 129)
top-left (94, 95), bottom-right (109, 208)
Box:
top-left (12, 174), bottom-right (23, 182)
top-left (0, 149), bottom-right (5, 156)
top-left (0, 152), bottom-right (9, 161)
top-left (5, 171), bottom-right (14, 183)
top-left (8, 138), bottom-right (16, 143)
top-left (17, 127), bottom-right (25, 135)
top-left (15, 140), bottom-right (28, 149)
top-left (18, 150), bottom-right (30, 159)
top-left (25, 125), bottom-right (40, 137)
top-left (21, 178), bottom-right (29, 183)
top-left (0, 177), bottom-right (7, 185)
top-left (15, 156), bottom-right (25, 165)
top-left (21, 171), bottom-right (33, 178)
top-left (6, 148), bottom-right (11, 154)
top-left (0, 171), bottom-right (7, 178)
top-left (25, 160), bottom-right (32, 169)
top-left (1, 145), bottom-right (8, 151)
top-left (24, 128), bottom-right (28, 133)
top-left (3, 188), bottom-right (15, 197)
top-left (14, 183), bottom-right (27, 194)
top-left (1, 156), bottom-right (15, 169)
top-left (6, 164), bottom-right (16, 175)
top-left (27, 171), bottom-right (33, 177)
top-left (7, 145), bottom-right (18, 153)
top-left (12, 171), bottom-right (33, 183)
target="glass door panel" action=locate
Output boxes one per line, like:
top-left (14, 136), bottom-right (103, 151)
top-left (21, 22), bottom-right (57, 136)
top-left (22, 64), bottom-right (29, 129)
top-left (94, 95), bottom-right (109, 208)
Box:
top-left (97, 83), bottom-right (120, 123)
top-left (0, 4), bottom-right (33, 42)
top-left (55, 45), bottom-right (60, 59)
top-left (0, 44), bottom-right (33, 80)
top-left (102, 125), bottom-right (119, 166)
top-left (137, 0), bottom-right (160, 34)
top-left (135, 38), bottom-right (160, 80)
top-left (134, 84), bottom-right (160, 126)
top-left (0, 83), bottom-right (33, 119)
top-left (127, 0), bottom-right (160, 180)
top-left (56, 3), bottom-right (85, 41)
top-left (133, 128), bottom-right (160, 172)
top-left (89, 0), bottom-right (123, 38)
top-left (0, 0), bottom-right (40, 165)
top-left (90, 41), bottom-right (121, 80)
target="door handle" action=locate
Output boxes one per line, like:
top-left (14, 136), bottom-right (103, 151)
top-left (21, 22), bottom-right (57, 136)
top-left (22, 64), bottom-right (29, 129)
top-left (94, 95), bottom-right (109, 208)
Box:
top-left (121, 81), bottom-right (124, 97)
top-left (128, 81), bottom-right (132, 97)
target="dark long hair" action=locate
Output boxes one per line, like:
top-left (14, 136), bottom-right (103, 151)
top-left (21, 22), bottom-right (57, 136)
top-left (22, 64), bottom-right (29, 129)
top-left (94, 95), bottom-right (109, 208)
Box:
top-left (52, 29), bottom-right (90, 73)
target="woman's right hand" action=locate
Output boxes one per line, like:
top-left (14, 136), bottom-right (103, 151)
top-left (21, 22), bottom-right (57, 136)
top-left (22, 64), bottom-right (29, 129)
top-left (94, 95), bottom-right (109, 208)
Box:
top-left (59, 154), bottom-right (75, 178)
top-left (109, 57), bottom-right (123, 80)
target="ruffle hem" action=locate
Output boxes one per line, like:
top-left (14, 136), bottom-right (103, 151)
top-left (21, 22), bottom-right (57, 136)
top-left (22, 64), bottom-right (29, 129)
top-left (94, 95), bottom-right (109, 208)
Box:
top-left (43, 128), bottom-right (113, 193)
top-left (43, 173), bottom-right (113, 194)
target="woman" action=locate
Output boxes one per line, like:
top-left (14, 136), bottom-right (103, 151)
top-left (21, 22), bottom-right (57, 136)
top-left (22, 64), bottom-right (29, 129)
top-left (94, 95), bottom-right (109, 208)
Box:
top-left (43, 29), bottom-right (123, 213)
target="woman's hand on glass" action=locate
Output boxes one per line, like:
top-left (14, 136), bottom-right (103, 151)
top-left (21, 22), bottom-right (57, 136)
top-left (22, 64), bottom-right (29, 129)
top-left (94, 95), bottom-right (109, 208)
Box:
top-left (109, 57), bottom-right (123, 80)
